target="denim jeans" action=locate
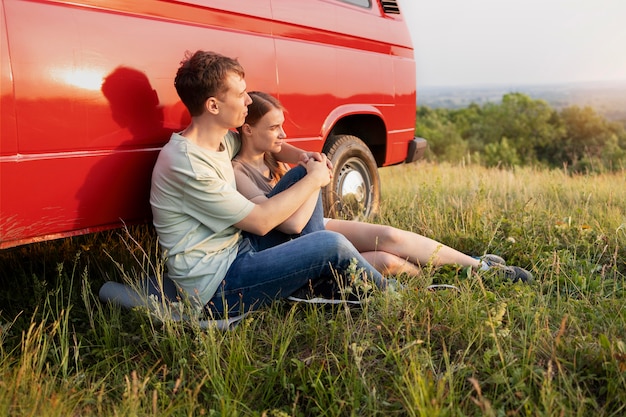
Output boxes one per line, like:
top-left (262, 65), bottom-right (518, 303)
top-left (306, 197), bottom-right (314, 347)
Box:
top-left (243, 165), bottom-right (325, 251)
top-left (206, 165), bottom-right (389, 315)
top-left (206, 230), bottom-right (388, 315)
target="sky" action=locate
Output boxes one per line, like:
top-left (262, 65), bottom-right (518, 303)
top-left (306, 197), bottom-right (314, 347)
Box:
top-left (396, 0), bottom-right (626, 88)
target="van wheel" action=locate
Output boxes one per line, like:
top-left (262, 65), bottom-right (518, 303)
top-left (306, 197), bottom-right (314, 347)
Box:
top-left (322, 135), bottom-right (380, 220)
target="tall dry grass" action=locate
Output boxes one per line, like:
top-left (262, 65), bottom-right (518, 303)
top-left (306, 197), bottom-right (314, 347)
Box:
top-left (0, 162), bottom-right (624, 416)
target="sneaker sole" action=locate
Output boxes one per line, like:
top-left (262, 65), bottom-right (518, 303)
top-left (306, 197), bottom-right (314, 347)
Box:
top-left (286, 296), bottom-right (362, 305)
top-left (426, 284), bottom-right (461, 292)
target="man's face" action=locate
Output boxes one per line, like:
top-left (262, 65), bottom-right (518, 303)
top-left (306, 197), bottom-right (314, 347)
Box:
top-left (215, 72), bottom-right (252, 129)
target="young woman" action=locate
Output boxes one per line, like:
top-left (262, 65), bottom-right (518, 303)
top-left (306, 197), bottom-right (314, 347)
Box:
top-left (233, 92), bottom-right (533, 282)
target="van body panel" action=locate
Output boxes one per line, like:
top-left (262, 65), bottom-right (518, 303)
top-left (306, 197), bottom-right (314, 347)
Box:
top-left (0, 1), bottom-right (17, 157)
top-left (271, 0), bottom-right (414, 166)
top-left (0, 0), bottom-right (421, 249)
top-left (4, 0), bottom-right (275, 154)
top-left (321, 104), bottom-right (384, 137)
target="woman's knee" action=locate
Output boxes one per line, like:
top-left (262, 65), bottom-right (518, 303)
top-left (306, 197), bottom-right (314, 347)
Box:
top-left (268, 165), bottom-right (307, 196)
top-left (376, 225), bottom-right (403, 247)
top-left (281, 165), bottom-right (306, 182)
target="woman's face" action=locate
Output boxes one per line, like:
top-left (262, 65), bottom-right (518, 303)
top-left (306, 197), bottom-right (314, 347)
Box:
top-left (246, 107), bottom-right (286, 154)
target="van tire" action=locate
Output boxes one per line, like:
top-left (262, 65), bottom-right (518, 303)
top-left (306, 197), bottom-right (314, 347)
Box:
top-left (322, 135), bottom-right (380, 220)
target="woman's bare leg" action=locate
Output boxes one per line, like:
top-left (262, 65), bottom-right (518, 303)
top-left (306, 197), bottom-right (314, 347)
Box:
top-left (360, 250), bottom-right (423, 276)
top-left (325, 219), bottom-right (481, 268)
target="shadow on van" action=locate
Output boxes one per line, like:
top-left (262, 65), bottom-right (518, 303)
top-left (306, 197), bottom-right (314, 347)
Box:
top-left (75, 66), bottom-right (175, 232)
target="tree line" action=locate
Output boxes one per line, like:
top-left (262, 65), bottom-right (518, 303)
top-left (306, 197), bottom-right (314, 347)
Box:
top-left (415, 92), bottom-right (626, 172)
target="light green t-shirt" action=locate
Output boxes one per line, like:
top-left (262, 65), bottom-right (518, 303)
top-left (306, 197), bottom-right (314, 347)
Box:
top-left (150, 131), bottom-right (255, 310)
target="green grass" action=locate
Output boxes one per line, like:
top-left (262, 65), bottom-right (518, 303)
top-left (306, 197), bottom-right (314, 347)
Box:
top-left (1, 162), bottom-right (625, 416)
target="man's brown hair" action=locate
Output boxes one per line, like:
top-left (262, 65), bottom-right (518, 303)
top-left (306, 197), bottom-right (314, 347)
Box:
top-left (174, 50), bottom-right (245, 117)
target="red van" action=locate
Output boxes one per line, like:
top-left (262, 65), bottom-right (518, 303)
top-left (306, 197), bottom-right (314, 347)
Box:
top-left (0, 0), bottom-right (426, 249)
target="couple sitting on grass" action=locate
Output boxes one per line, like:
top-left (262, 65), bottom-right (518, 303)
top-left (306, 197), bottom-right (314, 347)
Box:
top-left (146, 50), bottom-right (533, 318)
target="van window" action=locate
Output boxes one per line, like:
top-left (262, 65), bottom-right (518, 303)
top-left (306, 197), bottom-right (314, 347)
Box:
top-left (339, 0), bottom-right (371, 8)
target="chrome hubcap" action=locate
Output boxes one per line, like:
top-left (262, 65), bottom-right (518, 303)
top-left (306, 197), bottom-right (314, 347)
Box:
top-left (336, 157), bottom-right (371, 218)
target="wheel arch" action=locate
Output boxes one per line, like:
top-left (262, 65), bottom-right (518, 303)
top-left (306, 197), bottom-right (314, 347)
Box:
top-left (320, 104), bottom-right (387, 166)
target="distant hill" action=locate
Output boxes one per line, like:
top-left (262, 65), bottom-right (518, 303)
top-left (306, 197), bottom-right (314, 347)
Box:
top-left (417, 80), bottom-right (626, 125)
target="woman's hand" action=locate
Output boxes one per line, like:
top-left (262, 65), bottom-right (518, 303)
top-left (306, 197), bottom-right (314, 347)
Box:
top-left (304, 154), bottom-right (332, 187)
top-left (300, 152), bottom-right (333, 173)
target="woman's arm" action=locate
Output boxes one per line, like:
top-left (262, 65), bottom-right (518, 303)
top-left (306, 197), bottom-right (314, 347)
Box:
top-left (234, 157), bottom-right (329, 235)
top-left (274, 143), bottom-right (333, 171)
top-left (234, 168), bottom-right (320, 234)
top-left (273, 142), bottom-right (307, 165)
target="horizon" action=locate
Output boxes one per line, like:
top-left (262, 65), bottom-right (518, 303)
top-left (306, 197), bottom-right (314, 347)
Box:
top-left (415, 77), bottom-right (626, 124)
top-left (418, 78), bottom-right (626, 91)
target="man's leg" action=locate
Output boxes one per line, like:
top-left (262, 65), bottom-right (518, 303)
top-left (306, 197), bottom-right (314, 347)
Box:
top-left (206, 230), bottom-right (389, 315)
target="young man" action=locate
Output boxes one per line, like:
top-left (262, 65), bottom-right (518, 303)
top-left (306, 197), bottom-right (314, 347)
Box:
top-left (150, 50), bottom-right (390, 316)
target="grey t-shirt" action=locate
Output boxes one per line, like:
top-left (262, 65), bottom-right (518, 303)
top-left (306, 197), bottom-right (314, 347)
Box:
top-left (150, 131), bottom-right (255, 309)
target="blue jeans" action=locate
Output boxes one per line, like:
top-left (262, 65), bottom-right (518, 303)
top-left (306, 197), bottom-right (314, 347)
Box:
top-left (243, 165), bottom-right (325, 251)
top-left (206, 165), bottom-right (388, 315)
top-left (206, 230), bottom-right (388, 315)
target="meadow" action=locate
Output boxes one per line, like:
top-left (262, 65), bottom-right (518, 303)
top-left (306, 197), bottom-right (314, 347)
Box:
top-left (0, 162), bottom-right (625, 416)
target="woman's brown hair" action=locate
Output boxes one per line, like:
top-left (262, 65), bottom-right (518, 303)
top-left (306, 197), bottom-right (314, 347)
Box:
top-left (238, 91), bottom-right (288, 181)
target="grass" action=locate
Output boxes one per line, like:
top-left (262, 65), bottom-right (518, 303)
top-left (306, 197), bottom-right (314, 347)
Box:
top-left (0, 162), bottom-right (625, 416)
